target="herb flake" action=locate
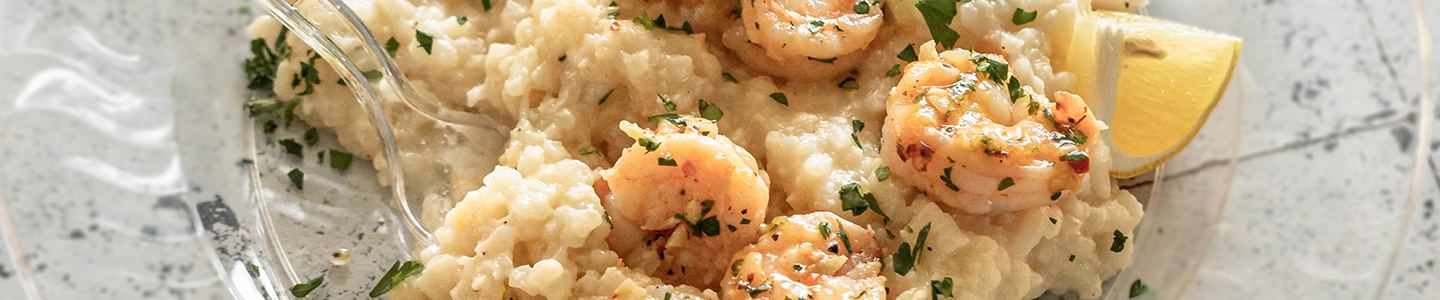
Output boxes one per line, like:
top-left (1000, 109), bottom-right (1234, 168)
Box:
top-left (369, 261), bottom-right (425, 297)
top-left (290, 274), bottom-right (325, 298)
top-left (1012, 8), bottom-right (1038, 25)
top-left (914, 0), bottom-right (960, 48)
top-left (415, 29), bottom-right (435, 54)
top-left (769, 92), bottom-right (789, 106)
top-left (1111, 230), bottom-right (1128, 253)
top-left (287, 168), bottom-right (304, 190)
top-left (329, 150), bottom-right (353, 172)
top-left (699, 99), bottom-right (724, 121)
top-left (998, 177), bottom-right (1015, 191)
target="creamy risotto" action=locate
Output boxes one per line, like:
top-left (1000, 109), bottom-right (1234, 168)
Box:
top-left (246, 0), bottom-right (1145, 298)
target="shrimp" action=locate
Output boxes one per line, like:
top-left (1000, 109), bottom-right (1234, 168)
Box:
top-left (724, 0), bottom-right (883, 80)
top-left (601, 116), bottom-right (771, 289)
top-left (721, 212), bottom-right (886, 299)
top-left (880, 44), bottom-right (1104, 215)
top-left (740, 0), bottom-right (884, 60)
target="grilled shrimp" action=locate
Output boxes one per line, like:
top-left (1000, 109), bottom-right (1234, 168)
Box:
top-left (725, 0), bottom-right (883, 80)
top-left (601, 116), bottom-right (771, 289)
top-left (721, 212), bottom-right (886, 299)
top-left (880, 43), bottom-right (1104, 215)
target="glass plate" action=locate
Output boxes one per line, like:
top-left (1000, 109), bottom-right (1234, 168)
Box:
top-left (0, 0), bottom-right (1430, 299)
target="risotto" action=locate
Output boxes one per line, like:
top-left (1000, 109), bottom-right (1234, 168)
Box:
top-left (246, 0), bottom-right (1145, 298)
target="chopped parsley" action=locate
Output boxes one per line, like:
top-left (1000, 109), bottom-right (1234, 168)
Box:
top-left (914, 0), bottom-right (960, 48)
top-left (744, 280), bottom-right (772, 297)
top-left (1068, 254), bottom-right (1077, 262)
top-left (1049, 217), bottom-right (1057, 224)
top-left (674, 200), bottom-right (721, 237)
top-left (886, 64), bottom-right (903, 77)
top-left (607, 2), bottom-right (620, 19)
top-left (930, 277), bottom-right (954, 299)
top-left (290, 274), bottom-right (325, 298)
top-left (839, 183), bottom-right (889, 222)
top-left (1129, 279), bottom-right (1149, 297)
top-left (457, 16), bottom-right (468, 25)
top-left (244, 97), bottom-right (282, 116)
top-left (792, 264), bottom-right (803, 272)
top-left (598, 89), bottom-right (615, 105)
top-left (1012, 8), bottom-right (1037, 25)
top-left (1051, 191), bottom-right (1062, 201)
top-left (369, 261), bottom-right (425, 297)
top-left (658, 155), bottom-right (678, 166)
top-left (279, 139), bottom-right (303, 157)
top-left (897, 44), bottom-right (919, 62)
top-left (1111, 230), bottom-right (1128, 253)
top-left (769, 92), bottom-right (789, 106)
top-left (699, 99), bottom-right (724, 121)
top-left (854, 0), bottom-right (871, 14)
top-left (287, 168), bottom-right (305, 190)
top-left (818, 222), bottom-right (832, 238)
top-left (1061, 152), bottom-right (1089, 161)
top-left (836, 222), bottom-right (853, 253)
top-left (578, 146), bottom-right (599, 156)
top-left (972, 55), bottom-right (1010, 85)
top-left (243, 38), bottom-right (280, 91)
top-left (808, 56), bottom-right (838, 64)
top-left (1007, 77), bottom-right (1024, 102)
top-left (875, 166), bottom-right (891, 181)
top-left (839, 77), bottom-right (860, 90)
top-left (940, 167), bottom-right (959, 191)
top-left (303, 128), bottom-right (319, 146)
top-left (384, 37), bottom-right (400, 58)
top-left (892, 222), bottom-right (932, 275)
top-left (295, 54), bottom-right (321, 95)
top-left (850, 119), bottom-right (865, 148)
top-left (415, 29), bottom-right (435, 54)
top-left (329, 150), bottom-right (353, 172)
top-left (647, 113), bottom-right (686, 126)
top-left (664, 293), bottom-right (673, 300)
top-left (637, 137), bottom-right (661, 153)
top-left (659, 94), bottom-right (677, 112)
top-left (722, 72), bottom-right (738, 83)
top-left (362, 70), bottom-right (383, 81)
top-left (997, 177), bottom-right (1015, 191)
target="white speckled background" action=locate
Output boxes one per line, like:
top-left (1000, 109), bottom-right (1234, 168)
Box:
top-left (0, 0), bottom-right (1437, 299)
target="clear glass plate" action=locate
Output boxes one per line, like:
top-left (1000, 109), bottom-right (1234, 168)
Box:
top-left (0, 0), bottom-right (1431, 299)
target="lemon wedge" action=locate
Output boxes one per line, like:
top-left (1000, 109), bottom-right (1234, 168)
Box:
top-left (1064, 11), bottom-right (1242, 178)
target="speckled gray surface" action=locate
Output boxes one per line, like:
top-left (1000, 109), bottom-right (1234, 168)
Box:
top-left (0, 0), bottom-right (1437, 299)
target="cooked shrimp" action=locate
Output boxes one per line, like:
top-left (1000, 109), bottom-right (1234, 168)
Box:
top-left (740, 0), bottom-right (883, 60)
top-left (880, 43), bottom-right (1104, 215)
top-left (601, 116), bottom-right (771, 289)
top-left (721, 212), bottom-right (886, 299)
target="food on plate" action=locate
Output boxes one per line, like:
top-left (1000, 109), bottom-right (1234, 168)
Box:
top-left (240, 0), bottom-right (1238, 298)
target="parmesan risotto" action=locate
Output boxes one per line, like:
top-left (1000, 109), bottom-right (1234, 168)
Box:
top-left (245, 0), bottom-right (1146, 298)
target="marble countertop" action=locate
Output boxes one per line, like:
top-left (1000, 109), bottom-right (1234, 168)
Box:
top-left (0, 0), bottom-right (1437, 299)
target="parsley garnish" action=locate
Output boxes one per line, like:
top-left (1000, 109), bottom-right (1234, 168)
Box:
top-left (243, 38), bottom-right (280, 91)
top-left (287, 168), bottom-right (305, 190)
top-left (362, 70), bottom-right (383, 81)
top-left (598, 89), bottom-right (615, 105)
top-left (808, 56), bottom-right (838, 64)
top-left (1049, 217), bottom-right (1057, 224)
top-left (384, 37), bottom-right (399, 58)
top-left (940, 167), bottom-right (959, 191)
top-left (658, 155), bottom-right (678, 166)
top-left (481, 0), bottom-right (493, 11)
top-left (1061, 152), bottom-right (1088, 161)
top-left (303, 128), bottom-right (319, 146)
top-left (892, 223), bottom-right (931, 275)
top-left (607, 2), bottom-right (620, 19)
top-left (914, 0), bottom-right (960, 48)
top-left (659, 94), bottom-right (677, 112)
top-left (792, 264), bottom-right (803, 272)
top-left (279, 139), bottom-right (303, 157)
top-left (1007, 77), bottom-right (1024, 102)
top-left (1111, 230), bottom-right (1128, 252)
top-left (699, 99), bottom-right (724, 121)
top-left (854, 0), bottom-right (871, 14)
top-left (647, 113), bottom-right (686, 126)
top-left (836, 222), bottom-right (853, 253)
top-left (369, 261), bottom-right (425, 297)
top-left (457, 16), bottom-right (468, 25)
top-left (415, 30), bottom-right (435, 54)
top-left (818, 222), bottom-right (832, 238)
top-left (875, 166), bottom-right (891, 181)
top-left (839, 77), bottom-right (860, 90)
top-left (769, 92), bottom-right (789, 106)
top-left (850, 119), bottom-right (865, 148)
top-left (1068, 254), bottom-right (1076, 262)
top-left (329, 150), bottom-right (353, 171)
top-left (1050, 191), bottom-right (1062, 201)
top-left (1129, 279), bottom-right (1149, 297)
top-left (744, 280), bottom-right (772, 297)
top-left (664, 292), bottom-right (673, 300)
top-left (972, 55), bottom-right (1010, 85)
top-left (997, 177), bottom-right (1015, 191)
top-left (244, 97), bottom-right (282, 116)
top-left (723, 72), bottom-right (738, 83)
top-left (674, 200), bottom-right (721, 237)
top-left (290, 274), bottom-right (324, 298)
top-left (1012, 8), bottom-right (1037, 25)
top-left (839, 183), bottom-right (889, 222)
top-left (886, 64), bottom-right (902, 77)
top-left (897, 44), bottom-right (919, 62)
top-left (637, 137), bottom-right (661, 153)
top-left (930, 277), bottom-right (954, 299)
top-left (578, 146), bottom-right (599, 156)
